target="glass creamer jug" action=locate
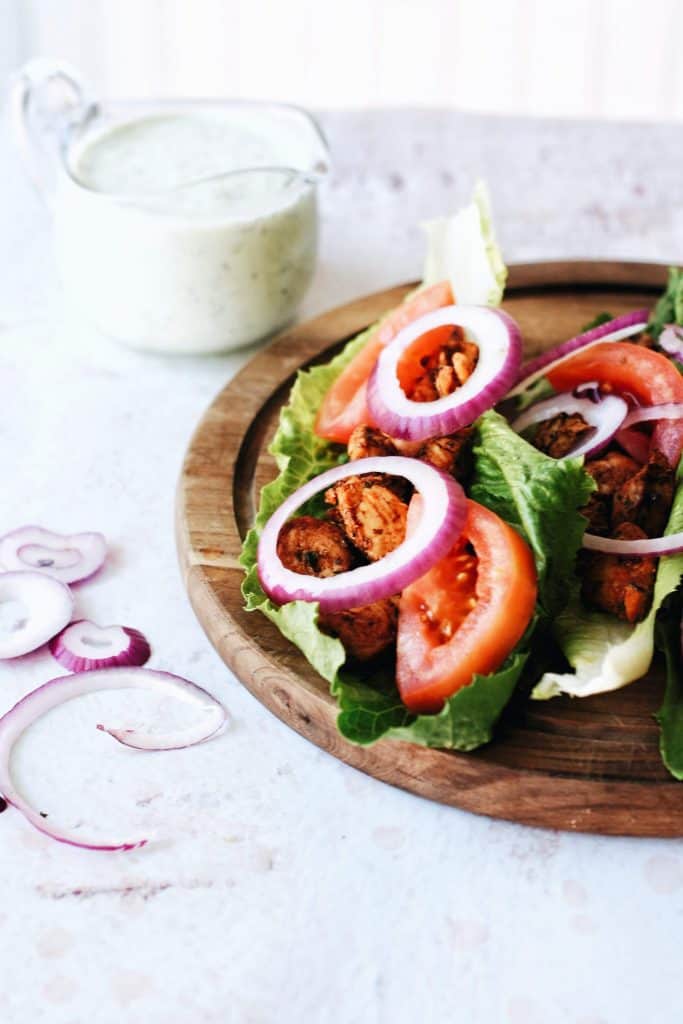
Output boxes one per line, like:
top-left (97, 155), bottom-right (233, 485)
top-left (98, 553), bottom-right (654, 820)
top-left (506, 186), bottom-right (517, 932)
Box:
top-left (9, 59), bottom-right (329, 354)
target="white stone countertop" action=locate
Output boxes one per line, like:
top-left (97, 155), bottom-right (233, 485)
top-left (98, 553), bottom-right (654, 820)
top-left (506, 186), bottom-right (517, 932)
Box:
top-left (2, 109), bottom-right (683, 1024)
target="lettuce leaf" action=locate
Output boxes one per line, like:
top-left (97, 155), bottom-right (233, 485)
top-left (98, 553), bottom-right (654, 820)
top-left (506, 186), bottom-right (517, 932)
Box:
top-left (655, 581), bottom-right (683, 779)
top-left (239, 324), bottom-right (533, 749)
top-left (422, 180), bottom-right (507, 306)
top-left (470, 411), bottom-right (595, 619)
top-left (649, 267), bottom-right (683, 339)
top-left (533, 457), bottom-right (683, 699)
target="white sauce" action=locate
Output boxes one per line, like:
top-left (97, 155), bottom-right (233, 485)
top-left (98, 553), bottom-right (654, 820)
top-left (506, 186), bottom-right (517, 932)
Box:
top-left (55, 108), bottom-right (322, 352)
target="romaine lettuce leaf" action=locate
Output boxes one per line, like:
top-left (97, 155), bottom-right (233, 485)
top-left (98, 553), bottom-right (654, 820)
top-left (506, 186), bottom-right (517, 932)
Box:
top-left (422, 180), bottom-right (507, 306)
top-left (533, 457), bottom-right (683, 699)
top-left (649, 266), bottom-right (683, 339)
top-left (654, 581), bottom-right (683, 779)
top-left (470, 411), bottom-right (595, 619)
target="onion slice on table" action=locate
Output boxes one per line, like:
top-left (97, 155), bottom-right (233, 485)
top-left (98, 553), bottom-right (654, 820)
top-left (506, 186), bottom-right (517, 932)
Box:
top-left (0, 527), bottom-right (107, 584)
top-left (508, 310), bottom-right (649, 396)
top-left (659, 324), bottom-right (683, 361)
top-left (0, 668), bottom-right (228, 851)
top-left (257, 456), bottom-right (467, 612)
top-left (511, 390), bottom-right (628, 459)
top-left (49, 620), bottom-right (151, 672)
top-left (0, 572), bottom-right (74, 659)
top-left (366, 305), bottom-right (522, 442)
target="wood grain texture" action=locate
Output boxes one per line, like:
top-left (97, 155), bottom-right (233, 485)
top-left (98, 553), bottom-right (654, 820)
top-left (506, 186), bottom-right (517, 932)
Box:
top-left (176, 260), bottom-right (683, 837)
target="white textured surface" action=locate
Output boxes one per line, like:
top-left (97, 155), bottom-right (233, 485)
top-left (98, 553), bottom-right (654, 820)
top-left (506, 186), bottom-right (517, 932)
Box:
top-left (2, 110), bottom-right (683, 1024)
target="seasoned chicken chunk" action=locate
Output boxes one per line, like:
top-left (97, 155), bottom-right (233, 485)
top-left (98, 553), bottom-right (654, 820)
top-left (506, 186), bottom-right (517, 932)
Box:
top-left (533, 412), bottom-right (593, 458)
top-left (276, 516), bottom-right (355, 577)
top-left (347, 424), bottom-right (397, 461)
top-left (417, 428), bottom-right (474, 480)
top-left (325, 473), bottom-right (410, 561)
top-left (276, 515), bottom-right (397, 661)
top-left (580, 450), bottom-right (642, 535)
top-left (579, 522), bottom-right (657, 623)
top-left (405, 330), bottom-right (479, 402)
top-left (612, 449), bottom-right (675, 537)
top-left (318, 598), bottom-right (398, 663)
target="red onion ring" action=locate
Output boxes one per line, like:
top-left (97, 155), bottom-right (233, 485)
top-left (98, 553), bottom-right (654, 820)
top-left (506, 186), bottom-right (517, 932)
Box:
top-left (582, 531), bottom-right (683, 557)
top-left (622, 402), bottom-right (683, 429)
top-left (49, 620), bottom-right (151, 672)
top-left (0, 668), bottom-right (228, 851)
top-left (366, 305), bottom-right (522, 442)
top-left (0, 572), bottom-right (74, 659)
top-left (509, 310), bottom-right (649, 396)
top-left (511, 390), bottom-right (628, 459)
top-left (660, 324), bottom-right (683, 362)
top-left (0, 527), bottom-right (107, 584)
top-left (257, 456), bottom-right (467, 612)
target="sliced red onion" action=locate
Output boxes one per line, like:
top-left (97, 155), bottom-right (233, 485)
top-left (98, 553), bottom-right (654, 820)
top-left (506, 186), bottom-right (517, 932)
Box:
top-left (583, 531), bottom-right (683, 556)
top-left (366, 305), bottom-right (522, 441)
top-left (622, 402), bottom-right (683, 429)
top-left (0, 527), bottom-right (107, 584)
top-left (509, 310), bottom-right (649, 396)
top-left (0, 572), bottom-right (74, 659)
top-left (0, 668), bottom-right (228, 851)
top-left (258, 456), bottom-right (466, 612)
top-left (49, 620), bottom-right (151, 672)
top-left (660, 324), bottom-right (683, 361)
top-left (512, 391), bottom-right (628, 460)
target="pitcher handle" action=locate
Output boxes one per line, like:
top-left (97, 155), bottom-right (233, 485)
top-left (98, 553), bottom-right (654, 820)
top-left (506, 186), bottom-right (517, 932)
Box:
top-left (7, 58), bottom-right (92, 209)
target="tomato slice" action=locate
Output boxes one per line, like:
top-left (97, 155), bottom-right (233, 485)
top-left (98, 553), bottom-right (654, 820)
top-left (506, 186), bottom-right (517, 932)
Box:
top-left (547, 341), bottom-right (683, 467)
top-left (397, 499), bottom-right (537, 714)
top-left (314, 280), bottom-right (454, 444)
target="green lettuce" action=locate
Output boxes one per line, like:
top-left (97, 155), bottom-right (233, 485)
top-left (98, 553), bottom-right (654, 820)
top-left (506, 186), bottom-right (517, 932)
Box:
top-left (655, 581), bottom-right (683, 779)
top-left (533, 458), bottom-right (683, 699)
top-left (422, 180), bottom-right (507, 306)
top-left (649, 267), bottom-right (683, 339)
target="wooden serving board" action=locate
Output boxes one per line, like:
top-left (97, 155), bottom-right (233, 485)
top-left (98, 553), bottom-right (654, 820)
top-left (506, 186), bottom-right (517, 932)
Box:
top-left (176, 260), bottom-right (683, 837)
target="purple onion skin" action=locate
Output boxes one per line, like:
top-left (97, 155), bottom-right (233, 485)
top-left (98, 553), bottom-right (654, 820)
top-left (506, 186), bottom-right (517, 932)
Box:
top-left (48, 622), bottom-right (151, 673)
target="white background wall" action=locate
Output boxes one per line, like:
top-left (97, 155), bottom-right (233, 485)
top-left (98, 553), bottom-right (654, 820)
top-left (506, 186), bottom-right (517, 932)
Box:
top-left (4, 0), bottom-right (683, 120)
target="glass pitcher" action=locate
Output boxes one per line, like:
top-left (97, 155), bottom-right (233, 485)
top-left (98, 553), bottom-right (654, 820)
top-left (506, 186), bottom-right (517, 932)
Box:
top-left (9, 59), bottom-right (329, 354)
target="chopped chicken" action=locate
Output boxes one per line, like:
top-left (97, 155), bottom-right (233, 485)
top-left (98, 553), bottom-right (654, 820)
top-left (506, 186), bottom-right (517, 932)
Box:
top-left (581, 450), bottom-right (642, 536)
top-left (276, 516), bottom-right (355, 578)
top-left (318, 599), bottom-right (398, 663)
top-left (325, 472), bottom-right (409, 562)
top-left (404, 330), bottom-right (479, 402)
top-left (417, 427), bottom-right (474, 480)
top-left (533, 412), bottom-right (593, 459)
top-left (579, 522), bottom-right (657, 623)
top-left (347, 424), bottom-right (398, 461)
top-left (612, 449), bottom-right (675, 538)
top-left (276, 515), bottom-right (397, 661)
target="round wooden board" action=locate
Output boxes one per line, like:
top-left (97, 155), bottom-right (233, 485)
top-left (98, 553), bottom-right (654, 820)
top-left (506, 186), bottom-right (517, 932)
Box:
top-left (176, 260), bottom-right (683, 837)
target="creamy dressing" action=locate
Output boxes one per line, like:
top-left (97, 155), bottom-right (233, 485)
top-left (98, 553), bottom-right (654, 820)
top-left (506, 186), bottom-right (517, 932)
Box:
top-left (55, 107), bottom-right (322, 352)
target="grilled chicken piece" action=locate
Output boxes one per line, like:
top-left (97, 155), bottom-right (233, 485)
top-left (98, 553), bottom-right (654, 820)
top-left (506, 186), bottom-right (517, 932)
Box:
top-left (580, 450), bottom-right (643, 536)
top-left (533, 412), bottom-right (593, 458)
top-left (405, 330), bottom-right (479, 402)
top-left (612, 449), bottom-right (675, 537)
top-left (276, 516), bottom-right (355, 577)
top-left (318, 599), bottom-right (398, 663)
top-left (417, 427), bottom-right (474, 480)
top-left (325, 473), bottom-right (410, 562)
top-left (579, 522), bottom-right (657, 623)
top-left (276, 515), bottom-right (397, 661)
top-left (585, 450), bottom-right (642, 495)
top-left (347, 424), bottom-right (398, 461)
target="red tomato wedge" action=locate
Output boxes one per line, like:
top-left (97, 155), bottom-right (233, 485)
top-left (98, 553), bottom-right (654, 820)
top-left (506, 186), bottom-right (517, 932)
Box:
top-left (397, 499), bottom-right (537, 714)
top-left (547, 341), bottom-right (683, 467)
top-left (314, 280), bottom-right (455, 444)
